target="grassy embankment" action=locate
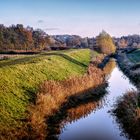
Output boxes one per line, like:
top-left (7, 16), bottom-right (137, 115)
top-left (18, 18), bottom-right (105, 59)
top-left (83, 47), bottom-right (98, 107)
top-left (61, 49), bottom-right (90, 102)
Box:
top-left (117, 49), bottom-right (140, 86)
top-left (0, 49), bottom-right (93, 138)
top-left (115, 49), bottom-right (140, 139)
top-left (28, 51), bottom-right (105, 139)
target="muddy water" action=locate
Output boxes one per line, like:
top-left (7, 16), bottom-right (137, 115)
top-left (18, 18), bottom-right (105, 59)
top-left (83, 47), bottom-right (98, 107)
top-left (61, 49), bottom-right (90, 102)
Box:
top-left (50, 60), bottom-right (137, 140)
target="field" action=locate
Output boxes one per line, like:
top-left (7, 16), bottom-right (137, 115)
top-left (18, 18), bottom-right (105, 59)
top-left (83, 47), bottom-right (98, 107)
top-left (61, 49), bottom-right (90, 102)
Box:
top-left (0, 49), bottom-right (92, 132)
top-left (127, 49), bottom-right (140, 64)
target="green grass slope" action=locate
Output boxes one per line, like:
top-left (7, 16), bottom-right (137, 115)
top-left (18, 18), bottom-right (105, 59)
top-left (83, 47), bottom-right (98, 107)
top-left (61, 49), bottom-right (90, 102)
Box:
top-left (127, 49), bottom-right (140, 63)
top-left (0, 49), bottom-right (92, 131)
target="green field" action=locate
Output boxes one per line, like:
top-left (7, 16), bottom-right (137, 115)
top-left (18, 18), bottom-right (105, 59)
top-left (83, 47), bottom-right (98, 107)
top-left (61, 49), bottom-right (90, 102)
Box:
top-left (0, 49), bottom-right (93, 131)
top-left (127, 49), bottom-right (140, 64)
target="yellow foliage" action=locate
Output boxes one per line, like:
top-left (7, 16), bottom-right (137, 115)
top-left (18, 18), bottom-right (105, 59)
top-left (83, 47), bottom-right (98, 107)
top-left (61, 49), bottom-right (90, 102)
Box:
top-left (96, 31), bottom-right (116, 55)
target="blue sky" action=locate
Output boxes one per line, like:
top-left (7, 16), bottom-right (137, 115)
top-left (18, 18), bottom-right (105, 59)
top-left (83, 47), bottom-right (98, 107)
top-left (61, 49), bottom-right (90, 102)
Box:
top-left (0, 0), bottom-right (140, 37)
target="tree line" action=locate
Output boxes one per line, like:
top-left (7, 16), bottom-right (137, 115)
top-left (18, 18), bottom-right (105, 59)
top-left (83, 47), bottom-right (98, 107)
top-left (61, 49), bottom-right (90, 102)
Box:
top-left (0, 24), bottom-right (116, 55)
top-left (0, 24), bottom-right (50, 52)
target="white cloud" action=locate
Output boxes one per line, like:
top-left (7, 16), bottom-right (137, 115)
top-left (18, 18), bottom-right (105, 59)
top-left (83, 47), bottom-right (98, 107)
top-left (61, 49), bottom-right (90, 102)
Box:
top-left (37, 20), bottom-right (44, 23)
top-left (44, 28), bottom-right (59, 31)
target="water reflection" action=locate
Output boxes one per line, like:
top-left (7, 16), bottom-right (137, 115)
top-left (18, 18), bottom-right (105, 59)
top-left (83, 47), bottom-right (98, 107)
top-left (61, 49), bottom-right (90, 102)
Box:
top-left (47, 84), bottom-right (107, 140)
top-left (47, 60), bottom-right (137, 140)
top-left (103, 58), bottom-right (116, 79)
top-left (66, 101), bottom-right (103, 123)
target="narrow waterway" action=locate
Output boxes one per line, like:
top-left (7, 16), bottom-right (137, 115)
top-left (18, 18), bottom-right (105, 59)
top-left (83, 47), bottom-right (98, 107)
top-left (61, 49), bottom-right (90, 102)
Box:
top-left (54, 60), bottom-right (137, 140)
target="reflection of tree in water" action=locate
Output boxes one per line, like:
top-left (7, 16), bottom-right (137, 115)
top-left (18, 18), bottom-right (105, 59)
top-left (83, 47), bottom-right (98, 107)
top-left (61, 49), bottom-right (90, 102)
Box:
top-left (103, 59), bottom-right (116, 78)
top-left (46, 84), bottom-right (107, 140)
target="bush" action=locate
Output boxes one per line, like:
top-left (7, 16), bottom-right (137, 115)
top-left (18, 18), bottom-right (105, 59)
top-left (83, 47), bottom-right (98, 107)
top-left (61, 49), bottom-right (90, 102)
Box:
top-left (96, 30), bottom-right (116, 55)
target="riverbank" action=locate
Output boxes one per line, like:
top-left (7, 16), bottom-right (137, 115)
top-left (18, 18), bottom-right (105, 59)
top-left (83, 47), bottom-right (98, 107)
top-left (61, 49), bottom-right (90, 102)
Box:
top-left (46, 58), bottom-right (135, 140)
top-left (26, 53), bottom-right (106, 139)
top-left (114, 91), bottom-right (140, 140)
top-left (114, 49), bottom-right (140, 139)
top-left (117, 49), bottom-right (140, 88)
top-left (0, 49), bottom-right (92, 139)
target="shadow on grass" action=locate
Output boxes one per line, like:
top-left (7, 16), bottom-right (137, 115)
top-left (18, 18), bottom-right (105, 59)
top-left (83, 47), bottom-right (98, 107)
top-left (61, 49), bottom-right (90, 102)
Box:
top-left (0, 55), bottom-right (39, 68)
top-left (43, 52), bottom-right (88, 67)
top-left (46, 83), bottom-right (108, 140)
top-left (0, 52), bottom-right (87, 68)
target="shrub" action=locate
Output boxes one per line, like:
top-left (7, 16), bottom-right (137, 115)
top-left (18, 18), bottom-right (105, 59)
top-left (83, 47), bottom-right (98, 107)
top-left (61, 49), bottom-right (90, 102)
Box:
top-left (96, 30), bottom-right (116, 55)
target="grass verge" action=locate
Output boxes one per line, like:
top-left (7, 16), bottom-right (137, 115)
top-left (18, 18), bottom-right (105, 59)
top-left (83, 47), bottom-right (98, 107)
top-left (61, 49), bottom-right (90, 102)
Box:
top-left (0, 49), bottom-right (92, 139)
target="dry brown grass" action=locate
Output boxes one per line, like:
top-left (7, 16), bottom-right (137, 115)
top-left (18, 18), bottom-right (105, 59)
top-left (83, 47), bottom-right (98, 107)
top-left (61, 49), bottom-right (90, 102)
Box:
top-left (27, 57), bottom-right (105, 139)
top-left (114, 91), bottom-right (140, 140)
top-left (117, 51), bottom-right (140, 89)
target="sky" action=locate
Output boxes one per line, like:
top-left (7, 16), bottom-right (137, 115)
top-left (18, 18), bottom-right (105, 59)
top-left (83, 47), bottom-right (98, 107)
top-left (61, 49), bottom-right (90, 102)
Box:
top-left (0, 0), bottom-right (140, 37)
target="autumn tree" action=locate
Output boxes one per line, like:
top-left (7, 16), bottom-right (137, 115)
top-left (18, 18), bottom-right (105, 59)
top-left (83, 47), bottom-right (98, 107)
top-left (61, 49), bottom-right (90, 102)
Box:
top-left (0, 24), bottom-right (50, 52)
top-left (96, 30), bottom-right (116, 55)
